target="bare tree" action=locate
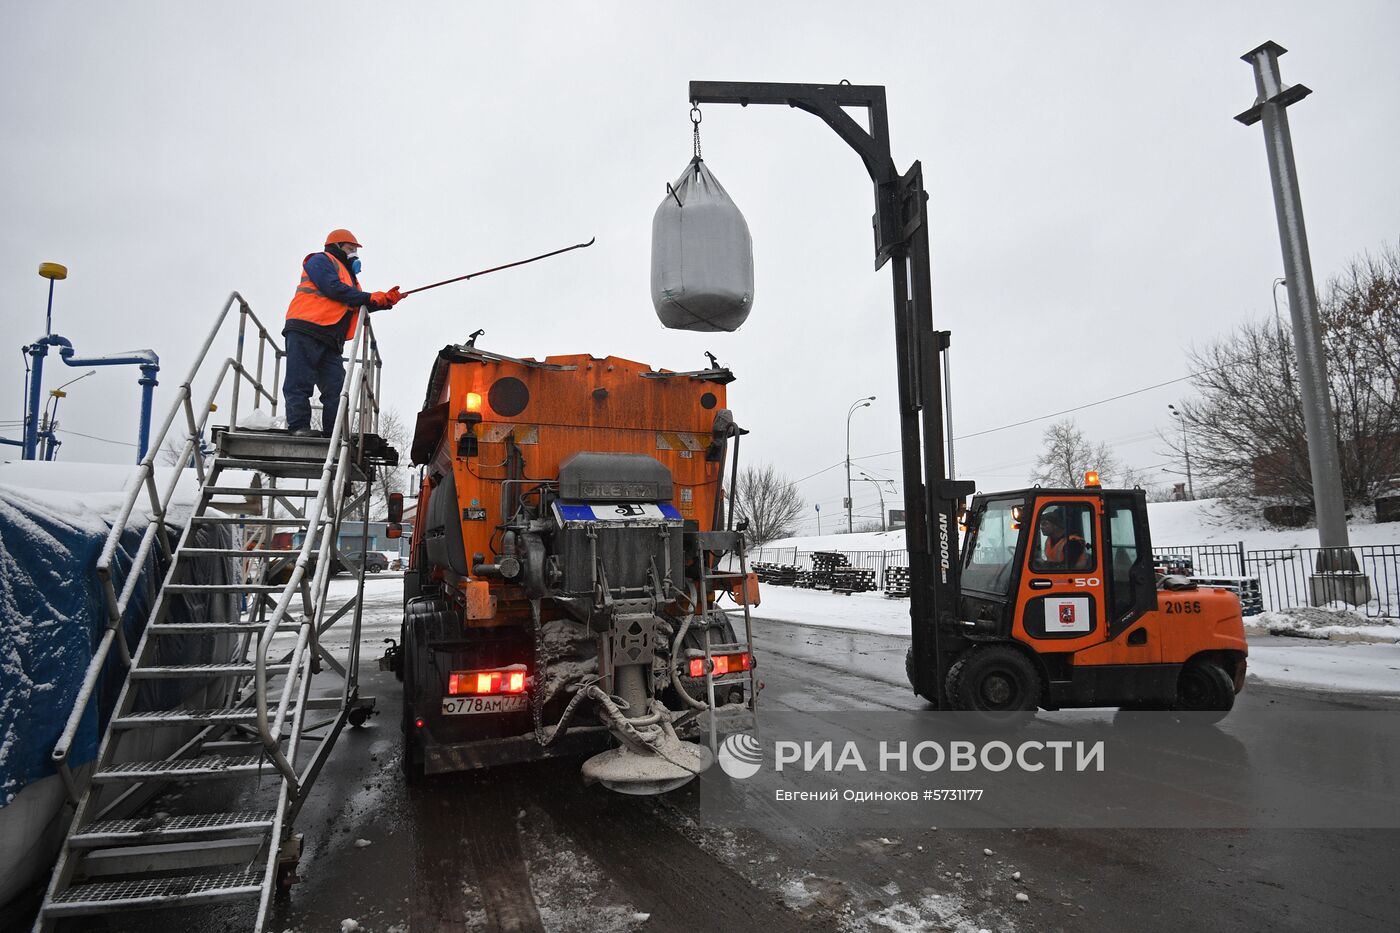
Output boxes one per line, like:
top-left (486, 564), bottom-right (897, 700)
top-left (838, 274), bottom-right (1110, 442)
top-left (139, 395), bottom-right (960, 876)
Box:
top-left (1031, 419), bottom-right (1141, 488)
top-left (1165, 243), bottom-right (1400, 507)
top-left (160, 439), bottom-right (186, 467)
top-left (368, 407), bottom-right (411, 520)
top-left (1328, 240), bottom-right (1400, 427)
top-left (731, 463), bottom-right (805, 547)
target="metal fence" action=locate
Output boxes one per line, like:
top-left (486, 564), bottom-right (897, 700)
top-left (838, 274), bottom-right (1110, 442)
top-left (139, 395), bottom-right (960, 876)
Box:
top-left (752, 540), bottom-right (1400, 618)
top-left (1243, 545), bottom-right (1400, 619)
top-left (1151, 543), bottom-right (1247, 578)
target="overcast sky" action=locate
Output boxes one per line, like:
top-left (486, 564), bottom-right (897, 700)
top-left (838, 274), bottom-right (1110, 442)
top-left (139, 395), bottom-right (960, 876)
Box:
top-left (4, 1), bottom-right (1397, 534)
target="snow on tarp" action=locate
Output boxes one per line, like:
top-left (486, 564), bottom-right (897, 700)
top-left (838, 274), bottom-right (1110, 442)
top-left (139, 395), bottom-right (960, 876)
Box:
top-left (0, 486), bottom-right (160, 808)
top-left (0, 460), bottom-right (242, 809)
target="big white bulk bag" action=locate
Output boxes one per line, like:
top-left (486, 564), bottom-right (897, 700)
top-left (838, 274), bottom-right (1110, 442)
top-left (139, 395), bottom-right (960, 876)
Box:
top-left (650, 158), bottom-right (754, 332)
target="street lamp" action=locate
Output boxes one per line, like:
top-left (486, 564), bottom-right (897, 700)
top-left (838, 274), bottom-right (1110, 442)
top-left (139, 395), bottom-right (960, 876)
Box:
top-left (845, 396), bottom-right (875, 533)
top-left (40, 369), bottom-right (96, 461)
top-left (1168, 404), bottom-right (1193, 499)
top-left (858, 471), bottom-right (895, 531)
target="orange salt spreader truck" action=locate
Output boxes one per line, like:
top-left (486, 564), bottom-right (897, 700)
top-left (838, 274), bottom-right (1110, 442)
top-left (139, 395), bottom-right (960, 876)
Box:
top-left (383, 343), bottom-right (757, 793)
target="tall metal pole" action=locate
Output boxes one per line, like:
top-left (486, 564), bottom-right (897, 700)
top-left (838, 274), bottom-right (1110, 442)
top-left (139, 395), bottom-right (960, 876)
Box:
top-left (1171, 408), bottom-right (1194, 499)
top-left (845, 396), bottom-right (874, 533)
top-left (1236, 41), bottom-right (1350, 553)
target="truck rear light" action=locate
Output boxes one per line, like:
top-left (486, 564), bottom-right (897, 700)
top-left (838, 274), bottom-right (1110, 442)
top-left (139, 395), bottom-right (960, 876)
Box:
top-left (688, 652), bottom-right (751, 678)
top-left (448, 664), bottom-right (528, 695)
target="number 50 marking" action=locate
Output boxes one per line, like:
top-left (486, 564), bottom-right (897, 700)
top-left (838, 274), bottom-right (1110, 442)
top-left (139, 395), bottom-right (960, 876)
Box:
top-left (1072, 577), bottom-right (1101, 587)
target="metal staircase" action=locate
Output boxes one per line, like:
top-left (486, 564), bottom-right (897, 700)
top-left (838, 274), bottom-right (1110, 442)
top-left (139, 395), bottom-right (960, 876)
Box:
top-left (36, 295), bottom-right (389, 932)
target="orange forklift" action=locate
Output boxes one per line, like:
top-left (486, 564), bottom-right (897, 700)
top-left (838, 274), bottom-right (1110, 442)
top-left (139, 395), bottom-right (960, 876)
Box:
top-left (924, 477), bottom-right (1247, 718)
top-left (689, 80), bottom-right (1246, 719)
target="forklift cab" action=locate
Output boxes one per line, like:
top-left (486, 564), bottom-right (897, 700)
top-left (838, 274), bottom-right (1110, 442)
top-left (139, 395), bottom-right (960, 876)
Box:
top-left (945, 481), bottom-right (1245, 715)
top-left (959, 486), bottom-right (1158, 646)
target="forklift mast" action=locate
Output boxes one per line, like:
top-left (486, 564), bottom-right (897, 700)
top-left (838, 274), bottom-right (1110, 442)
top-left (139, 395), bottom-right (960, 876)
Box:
top-left (688, 82), bottom-right (976, 703)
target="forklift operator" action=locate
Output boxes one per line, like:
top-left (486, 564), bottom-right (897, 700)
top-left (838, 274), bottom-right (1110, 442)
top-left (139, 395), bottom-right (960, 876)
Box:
top-left (1039, 511), bottom-right (1090, 570)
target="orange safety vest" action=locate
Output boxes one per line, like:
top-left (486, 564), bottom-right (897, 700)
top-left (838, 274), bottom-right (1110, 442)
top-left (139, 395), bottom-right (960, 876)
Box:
top-left (1044, 534), bottom-right (1085, 566)
top-left (286, 251), bottom-right (362, 340)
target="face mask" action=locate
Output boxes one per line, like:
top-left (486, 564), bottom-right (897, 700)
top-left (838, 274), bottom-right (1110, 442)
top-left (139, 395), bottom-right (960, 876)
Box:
top-left (350, 257), bottom-right (362, 275)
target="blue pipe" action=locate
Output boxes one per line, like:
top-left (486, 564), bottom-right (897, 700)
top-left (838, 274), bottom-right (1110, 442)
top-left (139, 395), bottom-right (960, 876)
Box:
top-left (22, 340), bottom-right (50, 460)
top-left (137, 364), bottom-right (159, 461)
top-left (18, 334), bottom-right (161, 462)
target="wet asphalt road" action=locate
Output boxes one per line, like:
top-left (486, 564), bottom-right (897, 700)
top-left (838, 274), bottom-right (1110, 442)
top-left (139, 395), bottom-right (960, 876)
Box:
top-left (12, 583), bottom-right (1400, 933)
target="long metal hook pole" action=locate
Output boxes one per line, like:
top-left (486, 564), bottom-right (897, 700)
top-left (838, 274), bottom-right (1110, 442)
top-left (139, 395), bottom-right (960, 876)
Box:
top-left (399, 237), bottom-right (596, 297)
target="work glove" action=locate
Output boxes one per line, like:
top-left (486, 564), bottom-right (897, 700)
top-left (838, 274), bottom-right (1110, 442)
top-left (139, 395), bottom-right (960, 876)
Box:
top-left (369, 291), bottom-right (393, 310)
top-left (385, 285), bottom-right (403, 306)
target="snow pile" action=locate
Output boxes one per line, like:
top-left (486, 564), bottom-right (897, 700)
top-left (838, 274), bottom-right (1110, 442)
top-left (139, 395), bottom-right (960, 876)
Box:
top-left (518, 809), bottom-right (645, 932)
top-left (238, 409), bottom-right (286, 431)
top-left (858, 892), bottom-right (1012, 932)
top-left (1252, 606), bottom-right (1399, 642)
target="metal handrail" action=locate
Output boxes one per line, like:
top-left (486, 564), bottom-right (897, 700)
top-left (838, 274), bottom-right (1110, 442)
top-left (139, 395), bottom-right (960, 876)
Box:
top-left (254, 307), bottom-right (379, 790)
top-left (51, 293), bottom-right (286, 799)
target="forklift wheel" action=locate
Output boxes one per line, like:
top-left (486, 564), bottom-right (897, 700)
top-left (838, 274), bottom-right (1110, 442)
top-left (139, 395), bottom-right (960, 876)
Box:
top-left (946, 646), bottom-right (1042, 718)
top-left (1173, 660), bottom-right (1235, 722)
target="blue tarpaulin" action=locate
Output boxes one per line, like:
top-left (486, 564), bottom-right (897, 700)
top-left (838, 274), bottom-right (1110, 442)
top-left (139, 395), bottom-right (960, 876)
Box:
top-left (0, 491), bottom-right (162, 808)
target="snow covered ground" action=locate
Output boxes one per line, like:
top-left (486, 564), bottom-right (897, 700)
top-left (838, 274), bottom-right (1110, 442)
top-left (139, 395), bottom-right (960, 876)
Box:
top-left (1246, 638), bottom-right (1400, 695)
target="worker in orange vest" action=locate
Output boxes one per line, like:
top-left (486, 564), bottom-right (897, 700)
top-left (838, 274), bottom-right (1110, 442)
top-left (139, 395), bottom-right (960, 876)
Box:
top-left (283, 229), bottom-right (402, 437)
top-left (1040, 511), bottom-right (1090, 570)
